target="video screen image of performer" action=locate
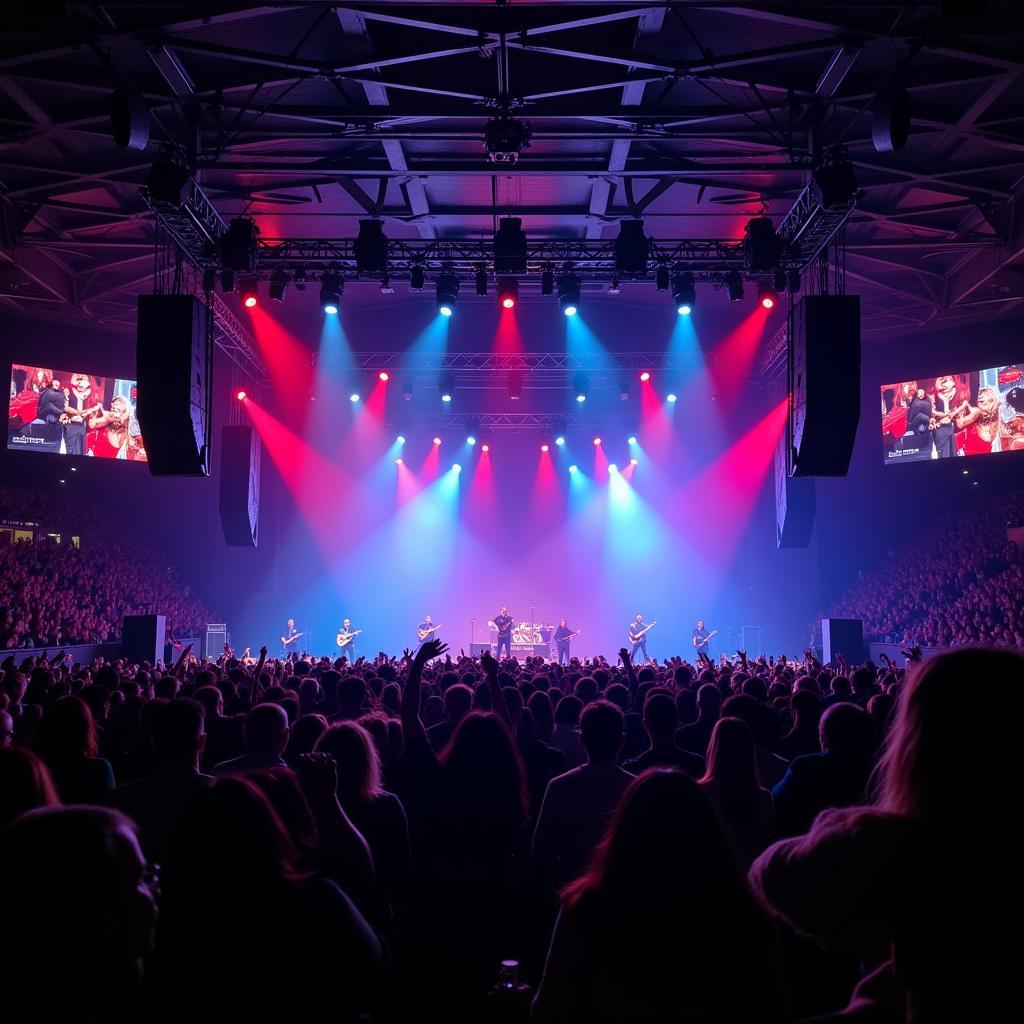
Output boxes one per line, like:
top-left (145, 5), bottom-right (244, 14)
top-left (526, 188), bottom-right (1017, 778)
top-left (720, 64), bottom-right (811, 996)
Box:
top-left (628, 614), bottom-right (656, 665)
top-left (492, 606), bottom-right (513, 659)
top-left (336, 618), bottom-right (361, 657)
top-left (417, 615), bottom-right (443, 644)
top-left (553, 618), bottom-right (581, 666)
top-left (691, 619), bottom-right (717, 657)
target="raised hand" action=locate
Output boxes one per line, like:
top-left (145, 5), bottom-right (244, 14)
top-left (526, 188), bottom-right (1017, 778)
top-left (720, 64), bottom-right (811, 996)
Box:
top-left (259, 644), bottom-right (268, 657)
top-left (296, 751), bottom-right (338, 803)
top-left (415, 637), bottom-right (448, 665)
top-left (480, 648), bottom-right (498, 675)
top-left (619, 647), bottom-right (631, 665)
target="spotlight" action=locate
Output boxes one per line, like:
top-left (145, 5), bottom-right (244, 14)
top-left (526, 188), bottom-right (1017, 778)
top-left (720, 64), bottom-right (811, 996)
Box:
top-left (724, 270), bottom-right (744, 302)
top-left (553, 417), bottom-right (567, 446)
top-left (812, 155), bottom-right (858, 206)
top-left (320, 273), bottom-right (342, 314)
top-left (615, 219), bottom-right (649, 277)
top-left (397, 435), bottom-right (406, 445)
top-left (627, 435), bottom-right (638, 445)
top-left (475, 266), bottom-right (488, 297)
top-left (410, 264), bottom-right (425, 291)
top-left (655, 264), bottom-right (670, 292)
top-left (541, 265), bottom-right (554, 296)
top-left (349, 392), bottom-right (360, 403)
top-left (744, 217), bottom-right (783, 272)
top-left (403, 380), bottom-right (413, 401)
top-left (569, 464), bottom-right (578, 474)
top-left (484, 118), bottom-right (532, 164)
top-left (608, 463), bottom-right (618, 472)
top-left (378, 370), bottom-right (390, 382)
top-left (667, 392), bottom-right (678, 403)
top-left (220, 269), bottom-right (236, 294)
top-left (239, 278), bottom-right (258, 308)
top-left (269, 270), bottom-right (288, 303)
top-left (497, 277), bottom-right (518, 309)
top-left (433, 436), bottom-right (442, 446)
top-left (494, 217), bottom-right (528, 274)
top-left (757, 281), bottom-right (778, 310)
top-left (620, 377), bottom-right (631, 401)
top-left (540, 442), bottom-right (550, 453)
top-left (574, 372), bottom-right (589, 403)
top-left (639, 371), bottom-right (651, 383)
top-left (438, 371), bottom-right (455, 404)
top-left (630, 457), bottom-right (638, 465)
top-left (555, 435), bottom-right (566, 446)
top-left (508, 371), bottom-right (523, 401)
top-left (467, 435), bottom-right (477, 446)
top-left (236, 390), bottom-right (246, 401)
top-left (355, 219), bottom-right (388, 276)
top-left (557, 274), bottom-right (581, 316)
top-left (220, 217), bottom-right (258, 272)
top-left (672, 272), bottom-right (695, 315)
top-left (395, 457), bottom-right (403, 465)
top-left (593, 436), bottom-right (602, 446)
top-left (481, 443), bottom-right (490, 453)
top-left (437, 272), bottom-right (459, 316)
top-left (465, 418), bottom-right (480, 446)
top-left (452, 463), bottom-right (462, 474)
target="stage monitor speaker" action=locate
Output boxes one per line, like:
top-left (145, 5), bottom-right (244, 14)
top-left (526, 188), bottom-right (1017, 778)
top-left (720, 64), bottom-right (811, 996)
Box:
top-left (136, 294), bottom-right (212, 476)
top-left (775, 432), bottom-right (816, 547)
top-left (790, 295), bottom-right (861, 477)
top-left (122, 614), bottom-right (166, 665)
top-left (220, 425), bottom-right (260, 546)
top-left (821, 618), bottom-right (864, 666)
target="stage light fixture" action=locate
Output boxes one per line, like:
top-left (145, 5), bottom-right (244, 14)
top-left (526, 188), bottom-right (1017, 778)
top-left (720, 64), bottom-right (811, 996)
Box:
top-left (236, 390), bottom-right (246, 401)
top-left (724, 270), bottom-right (744, 302)
top-left (593, 436), bottom-right (602, 446)
top-left (410, 264), bottom-right (425, 291)
top-left (608, 276), bottom-right (621, 296)
top-left (467, 435), bottom-right (477, 446)
top-left (433, 436), bottom-right (442, 446)
top-left (630, 457), bottom-right (638, 465)
top-left (672, 272), bottom-right (696, 315)
top-left (481, 443), bottom-right (490, 453)
top-left (553, 418), bottom-right (567, 446)
top-left (655, 264), bottom-right (670, 292)
top-left (452, 463), bottom-right (462, 474)
top-left (497, 277), bottom-right (518, 309)
top-left (269, 270), bottom-right (288, 303)
top-left (615, 219), bottom-right (649, 277)
top-left (620, 376), bottom-right (630, 401)
top-left (437, 272), bottom-right (459, 316)
top-left (354, 219), bottom-right (388, 276)
top-left (378, 370), bottom-right (390, 382)
top-left (439, 371), bottom-right (455, 403)
top-left (557, 274), bottom-right (581, 316)
top-left (627, 435), bottom-right (638, 445)
top-left (484, 117), bottom-right (532, 164)
top-left (239, 278), bottom-right (258, 308)
top-left (220, 217), bottom-right (258, 272)
top-left (379, 277), bottom-right (395, 295)
top-left (640, 371), bottom-right (651, 383)
top-left (320, 273), bottom-right (342, 314)
top-left (220, 269), bottom-right (236, 294)
top-left (744, 216), bottom-right (783, 272)
top-left (667, 392), bottom-right (678, 403)
top-left (757, 281), bottom-right (778, 310)
top-left (574, 373), bottom-right (589, 403)
top-left (403, 380), bottom-right (413, 401)
top-left (569, 464), bottom-right (578, 474)
top-left (494, 217), bottom-right (528, 274)
top-left (541, 265), bottom-right (554, 296)
top-left (541, 443), bottom-right (549, 453)
top-left (608, 463), bottom-right (618, 472)
top-left (145, 148), bottom-right (190, 205)
top-left (508, 371), bottom-right (523, 401)
top-left (475, 266), bottom-right (488, 297)
top-left (395, 457), bottom-right (403, 465)
top-left (349, 391), bottom-right (360, 403)
top-left (555, 435), bottom-right (566, 446)
top-left (397, 435), bottom-right (406, 445)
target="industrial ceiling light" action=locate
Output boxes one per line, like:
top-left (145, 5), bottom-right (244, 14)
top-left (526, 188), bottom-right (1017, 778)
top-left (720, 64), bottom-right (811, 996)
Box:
top-left (757, 280), bottom-right (779, 310)
top-left (437, 272), bottom-right (459, 316)
top-left (671, 272), bottom-right (696, 315)
top-left (497, 277), bottom-right (518, 309)
top-left (484, 116), bottom-right (532, 164)
top-left (557, 274), bottom-right (581, 317)
top-left (320, 273), bottom-right (343, 314)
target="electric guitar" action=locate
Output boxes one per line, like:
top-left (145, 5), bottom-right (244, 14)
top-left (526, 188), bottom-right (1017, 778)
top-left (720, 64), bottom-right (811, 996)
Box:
top-left (692, 629), bottom-right (718, 651)
top-left (628, 621), bottom-right (657, 643)
top-left (336, 628), bottom-right (363, 649)
top-left (417, 624), bottom-right (444, 640)
top-left (281, 631), bottom-right (305, 647)
top-left (556, 628), bottom-right (583, 643)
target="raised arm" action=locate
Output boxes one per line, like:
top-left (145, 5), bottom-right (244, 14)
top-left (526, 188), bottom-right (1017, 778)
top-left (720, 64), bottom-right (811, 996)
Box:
top-left (172, 642), bottom-right (193, 680)
top-left (401, 637), bottom-right (447, 742)
top-left (480, 649), bottom-right (511, 729)
top-left (618, 647), bottom-right (639, 692)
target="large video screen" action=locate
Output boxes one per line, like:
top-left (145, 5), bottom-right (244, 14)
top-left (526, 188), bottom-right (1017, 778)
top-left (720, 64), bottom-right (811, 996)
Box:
top-left (881, 365), bottom-right (1024, 465)
top-left (7, 365), bottom-right (147, 462)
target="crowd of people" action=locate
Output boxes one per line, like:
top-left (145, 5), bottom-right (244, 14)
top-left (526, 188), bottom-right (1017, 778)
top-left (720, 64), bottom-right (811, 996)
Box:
top-left (2, 633), bottom-right (1016, 1023)
top-left (826, 489), bottom-right (1024, 648)
top-left (0, 486), bottom-right (212, 649)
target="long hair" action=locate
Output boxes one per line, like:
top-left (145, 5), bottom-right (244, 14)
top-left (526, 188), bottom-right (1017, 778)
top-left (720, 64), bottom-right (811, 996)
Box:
top-left (0, 747), bottom-right (60, 828)
top-left (877, 649), bottom-right (1024, 833)
top-left (32, 695), bottom-right (98, 764)
top-left (699, 717), bottom-right (763, 825)
top-left (315, 720), bottom-right (384, 804)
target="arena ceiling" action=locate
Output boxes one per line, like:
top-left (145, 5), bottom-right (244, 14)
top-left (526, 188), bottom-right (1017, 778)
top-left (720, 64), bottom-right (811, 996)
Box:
top-left (2, 1), bottom-right (1024, 345)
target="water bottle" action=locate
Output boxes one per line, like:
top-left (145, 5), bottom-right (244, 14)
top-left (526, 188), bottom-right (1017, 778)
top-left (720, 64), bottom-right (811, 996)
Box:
top-left (482, 959), bottom-right (532, 1023)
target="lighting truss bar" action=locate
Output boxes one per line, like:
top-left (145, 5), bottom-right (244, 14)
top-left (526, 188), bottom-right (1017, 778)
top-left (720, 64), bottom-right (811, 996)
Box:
top-left (756, 320), bottom-right (789, 382)
top-left (777, 178), bottom-right (857, 265)
top-left (389, 412), bottom-right (605, 432)
top-left (335, 350), bottom-right (711, 372)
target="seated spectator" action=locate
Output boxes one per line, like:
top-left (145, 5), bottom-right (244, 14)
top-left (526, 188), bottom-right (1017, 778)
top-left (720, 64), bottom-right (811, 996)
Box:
top-left (752, 648), bottom-right (1023, 1023)
top-left (114, 698), bottom-right (211, 865)
top-left (533, 770), bottom-right (789, 1023)
top-left (699, 717), bottom-right (774, 868)
top-left (32, 694), bottom-right (116, 803)
top-left (0, 806), bottom-right (156, 1022)
top-left (212, 702), bottom-right (289, 775)
top-left (0, 745), bottom-right (60, 828)
top-left (533, 700), bottom-right (634, 889)
top-left (622, 692), bottom-right (704, 776)
top-left (772, 701), bottom-right (877, 837)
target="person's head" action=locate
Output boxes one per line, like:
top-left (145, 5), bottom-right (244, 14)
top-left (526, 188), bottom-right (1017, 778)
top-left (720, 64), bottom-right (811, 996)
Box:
top-left (315, 720), bottom-right (383, 804)
top-left (879, 649), bottom-right (1024, 830)
top-left (697, 619), bottom-right (704, 630)
top-left (443, 683), bottom-right (474, 724)
top-left (194, 684), bottom-right (224, 720)
top-left (635, 613), bottom-right (643, 623)
top-left (338, 676), bottom-right (365, 712)
top-left (642, 692), bottom-right (678, 743)
top-left (559, 618), bottom-right (567, 628)
top-left (697, 682), bottom-right (721, 718)
top-left (69, 372), bottom-right (92, 392)
top-left (528, 690), bottom-right (554, 737)
top-left (285, 713), bottom-right (327, 761)
top-left (573, 675), bottom-right (599, 705)
top-left (109, 396), bottom-right (130, 426)
top-left (554, 693), bottom-right (583, 728)
top-left (287, 618), bottom-right (295, 628)
top-left (425, 614), bottom-right (432, 624)
top-left (580, 700), bottom-right (624, 765)
top-left (701, 717), bottom-right (759, 798)
top-left (0, 747), bottom-right (60, 828)
top-left (0, 709), bottom-right (12, 747)
top-left (243, 703), bottom-right (289, 757)
top-left (790, 688), bottom-right (821, 728)
top-left (152, 699), bottom-right (205, 768)
top-left (977, 386), bottom-right (999, 417)
top-left (501, 606), bottom-right (508, 616)
top-left (819, 701), bottom-right (873, 757)
top-left (343, 618), bottom-right (351, 629)
top-left (32, 695), bottom-right (98, 763)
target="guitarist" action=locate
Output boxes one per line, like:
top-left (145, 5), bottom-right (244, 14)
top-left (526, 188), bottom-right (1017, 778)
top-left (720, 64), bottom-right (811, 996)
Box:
top-left (417, 614), bottom-right (442, 644)
top-left (628, 613), bottom-right (655, 665)
top-left (691, 619), bottom-right (716, 658)
top-left (492, 606), bottom-right (514, 661)
top-left (336, 618), bottom-right (360, 658)
top-left (281, 618), bottom-right (303, 659)
top-left (553, 618), bottom-right (580, 666)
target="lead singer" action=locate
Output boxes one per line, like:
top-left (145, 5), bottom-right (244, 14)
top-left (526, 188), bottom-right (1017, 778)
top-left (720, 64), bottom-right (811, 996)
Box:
top-left (493, 606), bottom-right (513, 660)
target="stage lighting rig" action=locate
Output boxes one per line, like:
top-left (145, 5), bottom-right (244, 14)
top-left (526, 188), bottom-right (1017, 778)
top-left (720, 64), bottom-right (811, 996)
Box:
top-left (558, 274), bottom-right (581, 317)
top-left (672, 272), bottom-right (696, 315)
top-left (743, 217), bottom-right (783, 273)
top-left (320, 273), bottom-right (343, 314)
top-left (220, 218), bottom-right (259, 273)
top-left (410, 263), bottom-right (425, 291)
top-left (494, 217), bottom-right (528, 274)
top-left (615, 220), bottom-right (650, 278)
top-left (437, 273), bottom-right (460, 316)
top-left (269, 270), bottom-right (289, 303)
top-left (355, 219), bottom-right (388, 276)
top-left (144, 146), bottom-right (190, 206)
top-left (724, 270), bottom-right (744, 303)
top-left (498, 277), bottom-right (518, 309)
top-left (484, 116), bottom-right (532, 164)
top-left (574, 373), bottom-right (590, 403)
top-left (475, 266), bottom-right (488, 297)
top-left (757, 281), bottom-right (779, 310)
top-left (239, 278), bottom-right (258, 309)
top-left (439, 371), bottom-right (455, 403)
